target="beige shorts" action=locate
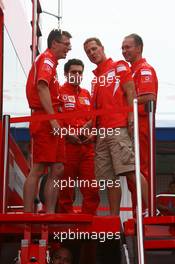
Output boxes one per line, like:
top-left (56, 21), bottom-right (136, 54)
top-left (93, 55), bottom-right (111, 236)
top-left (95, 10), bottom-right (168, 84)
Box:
top-left (95, 128), bottom-right (135, 180)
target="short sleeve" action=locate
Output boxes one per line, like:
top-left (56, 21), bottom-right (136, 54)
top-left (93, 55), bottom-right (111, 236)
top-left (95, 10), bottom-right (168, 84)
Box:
top-left (115, 60), bottom-right (133, 85)
top-left (136, 68), bottom-right (157, 96)
top-left (37, 57), bottom-right (55, 86)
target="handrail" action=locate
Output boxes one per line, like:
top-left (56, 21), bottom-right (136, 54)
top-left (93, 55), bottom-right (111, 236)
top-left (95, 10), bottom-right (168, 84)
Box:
top-left (2, 115), bottom-right (10, 213)
top-left (147, 100), bottom-right (156, 216)
top-left (133, 99), bottom-right (145, 264)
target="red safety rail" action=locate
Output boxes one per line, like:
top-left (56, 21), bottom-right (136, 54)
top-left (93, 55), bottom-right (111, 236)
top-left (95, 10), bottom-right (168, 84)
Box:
top-left (0, 213), bottom-right (120, 263)
top-left (7, 135), bottom-right (30, 208)
top-left (144, 216), bottom-right (175, 249)
top-left (74, 205), bottom-right (133, 214)
top-left (0, 213), bottom-right (120, 234)
top-left (124, 216), bottom-right (175, 250)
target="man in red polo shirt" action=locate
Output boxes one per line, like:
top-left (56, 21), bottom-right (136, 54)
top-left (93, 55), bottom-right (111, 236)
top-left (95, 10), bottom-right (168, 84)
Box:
top-left (58, 59), bottom-right (99, 214)
top-left (157, 180), bottom-right (175, 215)
top-left (122, 33), bottom-right (158, 216)
top-left (24, 29), bottom-right (72, 213)
top-left (84, 37), bottom-right (148, 215)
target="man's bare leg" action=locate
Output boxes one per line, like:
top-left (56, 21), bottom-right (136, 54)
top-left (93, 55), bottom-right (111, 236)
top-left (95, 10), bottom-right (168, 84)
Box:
top-left (126, 171), bottom-right (148, 207)
top-left (107, 178), bottom-right (121, 215)
top-left (23, 163), bottom-right (45, 212)
top-left (44, 162), bottom-right (64, 213)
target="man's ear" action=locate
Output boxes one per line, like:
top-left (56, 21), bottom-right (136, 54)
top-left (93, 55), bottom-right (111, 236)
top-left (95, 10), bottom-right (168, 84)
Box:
top-left (137, 45), bottom-right (142, 54)
top-left (52, 39), bottom-right (58, 48)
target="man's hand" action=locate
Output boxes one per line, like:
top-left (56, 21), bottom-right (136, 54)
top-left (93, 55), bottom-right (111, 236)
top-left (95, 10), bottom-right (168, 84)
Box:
top-left (128, 112), bottom-right (134, 139)
top-left (50, 119), bottom-right (61, 129)
top-left (128, 121), bottom-right (134, 139)
top-left (122, 80), bottom-right (135, 139)
top-left (81, 121), bottom-right (92, 138)
top-left (81, 134), bottom-right (95, 144)
top-left (50, 119), bottom-right (61, 136)
top-left (66, 134), bottom-right (82, 144)
top-left (37, 81), bottom-right (61, 134)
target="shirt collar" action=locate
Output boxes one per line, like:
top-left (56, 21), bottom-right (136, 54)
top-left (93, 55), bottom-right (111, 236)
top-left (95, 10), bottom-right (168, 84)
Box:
top-left (131, 58), bottom-right (146, 72)
top-left (62, 82), bottom-right (81, 94)
top-left (45, 48), bottom-right (58, 65)
top-left (93, 58), bottom-right (113, 76)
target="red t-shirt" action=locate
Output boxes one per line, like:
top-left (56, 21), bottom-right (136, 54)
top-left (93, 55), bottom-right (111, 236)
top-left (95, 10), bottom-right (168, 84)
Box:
top-left (157, 192), bottom-right (175, 215)
top-left (131, 58), bottom-right (158, 115)
top-left (26, 49), bottom-right (59, 110)
top-left (58, 82), bottom-right (91, 128)
top-left (92, 58), bottom-right (133, 128)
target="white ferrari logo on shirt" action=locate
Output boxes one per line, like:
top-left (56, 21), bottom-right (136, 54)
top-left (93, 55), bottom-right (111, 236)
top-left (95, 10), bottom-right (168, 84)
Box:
top-left (84, 99), bottom-right (90, 105)
top-left (116, 65), bottom-right (127, 72)
top-left (62, 95), bottom-right (68, 101)
top-left (141, 69), bottom-right (152, 75)
top-left (65, 103), bottom-right (75, 108)
top-left (68, 96), bottom-right (75, 102)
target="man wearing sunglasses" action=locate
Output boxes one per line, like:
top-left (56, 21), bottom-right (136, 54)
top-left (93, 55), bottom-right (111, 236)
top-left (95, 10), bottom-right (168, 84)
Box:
top-left (24, 29), bottom-right (72, 213)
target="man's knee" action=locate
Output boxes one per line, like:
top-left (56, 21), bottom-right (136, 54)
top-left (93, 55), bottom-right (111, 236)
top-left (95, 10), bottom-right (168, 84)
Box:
top-left (30, 163), bottom-right (45, 178)
top-left (125, 170), bottom-right (135, 181)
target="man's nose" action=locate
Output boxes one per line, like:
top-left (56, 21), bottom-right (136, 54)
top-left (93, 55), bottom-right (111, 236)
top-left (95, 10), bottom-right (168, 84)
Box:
top-left (68, 45), bottom-right (72, 51)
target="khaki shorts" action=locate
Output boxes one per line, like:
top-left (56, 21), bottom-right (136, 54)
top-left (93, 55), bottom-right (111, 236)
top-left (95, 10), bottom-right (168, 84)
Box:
top-left (95, 128), bottom-right (135, 180)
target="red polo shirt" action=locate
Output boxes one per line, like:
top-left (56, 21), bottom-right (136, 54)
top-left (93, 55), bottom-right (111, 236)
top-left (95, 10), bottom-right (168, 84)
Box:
top-left (157, 192), bottom-right (175, 215)
top-left (26, 49), bottom-right (65, 163)
top-left (131, 58), bottom-right (158, 115)
top-left (26, 48), bottom-right (59, 110)
top-left (58, 82), bottom-right (91, 128)
top-left (92, 58), bottom-right (133, 128)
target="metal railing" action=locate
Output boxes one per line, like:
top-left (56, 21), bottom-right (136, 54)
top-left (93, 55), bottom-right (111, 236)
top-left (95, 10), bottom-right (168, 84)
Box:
top-left (147, 100), bottom-right (156, 216)
top-left (133, 99), bottom-right (145, 264)
top-left (1, 115), bottom-right (10, 213)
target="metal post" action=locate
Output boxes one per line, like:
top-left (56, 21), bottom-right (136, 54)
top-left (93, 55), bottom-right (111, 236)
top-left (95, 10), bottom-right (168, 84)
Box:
top-left (42, 0), bottom-right (62, 29)
top-left (147, 100), bottom-right (156, 216)
top-left (32, 0), bottom-right (37, 63)
top-left (58, 0), bottom-right (62, 29)
top-left (0, 7), bottom-right (4, 120)
top-left (31, 0), bottom-right (38, 167)
top-left (2, 115), bottom-right (10, 213)
top-left (133, 99), bottom-right (145, 264)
